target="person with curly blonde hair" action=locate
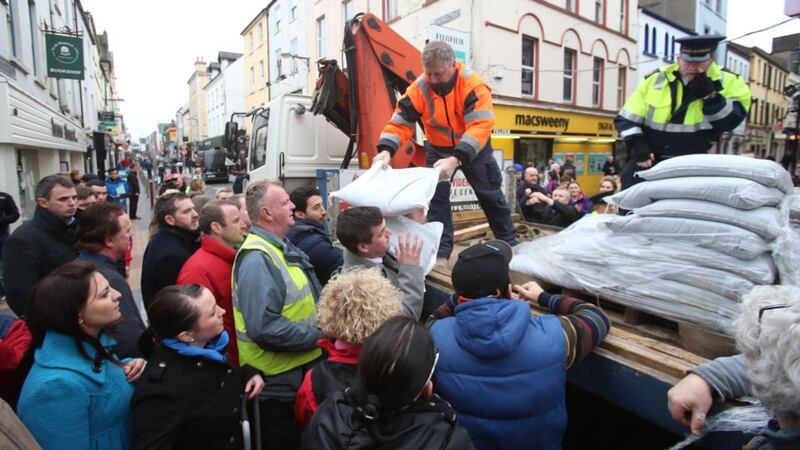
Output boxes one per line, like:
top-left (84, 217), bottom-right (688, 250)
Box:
top-left (294, 268), bottom-right (401, 428)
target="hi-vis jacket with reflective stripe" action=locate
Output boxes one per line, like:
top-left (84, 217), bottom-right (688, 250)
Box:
top-left (232, 227), bottom-right (321, 377)
top-left (614, 62), bottom-right (751, 157)
top-left (378, 61), bottom-right (494, 165)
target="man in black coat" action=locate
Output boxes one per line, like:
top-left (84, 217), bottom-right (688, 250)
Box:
top-left (515, 167), bottom-right (549, 223)
top-left (0, 191), bottom-right (20, 298)
top-left (127, 165), bottom-right (141, 220)
top-left (141, 192), bottom-right (200, 306)
top-left (287, 186), bottom-right (343, 285)
top-left (529, 188), bottom-right (580, 228)
top-left (75, 203), bottom-right (146, 358)
top-left (2, 176), bottom-right (78, 315)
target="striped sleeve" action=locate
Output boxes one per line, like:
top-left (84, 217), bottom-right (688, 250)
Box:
top-left (537, 292), bottom-right (610, 369)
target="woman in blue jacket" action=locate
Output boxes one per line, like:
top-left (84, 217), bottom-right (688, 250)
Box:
top-left (18, 261), bottom-right (147, 450)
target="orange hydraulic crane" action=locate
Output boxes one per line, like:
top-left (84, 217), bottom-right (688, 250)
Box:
top-left (311, 13), bottom-right (427, 169)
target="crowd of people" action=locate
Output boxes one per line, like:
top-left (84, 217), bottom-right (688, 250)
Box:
top-left (514, 156), bottom-right (621, 227)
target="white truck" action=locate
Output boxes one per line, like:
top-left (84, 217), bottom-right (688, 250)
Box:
top-left (234, 93), bottom-right (354, 192)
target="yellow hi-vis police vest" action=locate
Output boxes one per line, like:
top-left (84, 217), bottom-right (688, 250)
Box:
top-left (232, 233), bottom-right (321, 376)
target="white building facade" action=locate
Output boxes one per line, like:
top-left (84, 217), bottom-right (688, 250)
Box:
top-left (720, 42), bottom-right (751, 154)
top-left (0, 0), bottom-right (118, 214)
top-left (267, 0), bottom-right (309, 98)
top-left (637, 8), bottom-right (695, 81)
top-left (205, 52), bottom-right (244, 141)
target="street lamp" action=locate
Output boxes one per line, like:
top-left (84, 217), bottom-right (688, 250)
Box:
top-left (280, 52), bottom-right (310, 65)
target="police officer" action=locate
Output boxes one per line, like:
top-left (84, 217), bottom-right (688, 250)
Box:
top-left (374, 41), bottom-right (518, 262)
top-left (615, 35), bottom-right (752, 189)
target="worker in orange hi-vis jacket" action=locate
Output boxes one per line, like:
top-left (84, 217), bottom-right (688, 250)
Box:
top-left (374, 41), bottom-right (518, 263)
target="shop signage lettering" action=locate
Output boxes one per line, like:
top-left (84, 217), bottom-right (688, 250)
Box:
top-left (514, 114), bottom-right (570, 131)
top-left (51, 119), bottom-right (78, 142)
top-left (598, 122), bottom-right (614, 131)
top-left (45, 32), bottom-right (84, 80)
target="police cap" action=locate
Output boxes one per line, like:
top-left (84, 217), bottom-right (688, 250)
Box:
top-left (676, 35), bottom-right (725, 62)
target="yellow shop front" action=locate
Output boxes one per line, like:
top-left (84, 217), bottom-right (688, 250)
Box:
top-left (490, 104), bottom-right (619, 196)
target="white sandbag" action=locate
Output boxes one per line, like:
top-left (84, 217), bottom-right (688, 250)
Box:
top-left (605, 216), bottom-right (769, 260)
top-left (772, 194), bottom-right (800, 286)
top-left (385, 215), bottom-right (443, 275)
top-left (609, 177), bottom-right (785, 210)
top-left (635, 199), bottom-right (786, 240)
top-left (330, 163), bottom-right (441, 216)
top-left (637, 154), bottom-right (793, 193)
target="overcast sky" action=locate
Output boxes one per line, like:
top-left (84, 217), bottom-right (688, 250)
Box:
top-left (81, 0), bottom-right (798, 142)
top-left (80, 0), bottom-right (264, 141)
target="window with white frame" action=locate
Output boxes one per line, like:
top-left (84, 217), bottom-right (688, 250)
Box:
top-left (344, 0), bottom-right (354, 23)
top-left (592, 57), bottom-right (603, 107)
top-left (275, 48), bottom-right (282, 77)
top-left (317, 15), bottom-right (326, 59)
top-left (274, 7), bottom-right (281, 33)
top-left (383, 0), bottom-right (398, 21)
top-left (289, 38), bottom-right (298, 73)
top-left (249, 66), bottom-right (255, 90)
top-left (257, 24), bottom-right (263, 45)
top-left (619, 0), bottom-right (626, 33)
top-left (249, 32), bottom-right (254, 52)
top-left (563, 48), bottom-right (575, 102)
top-left (521, 35), bottom-right (536, 96)
top-left (28, 0), bottom-right (39, 76)
top-left (565, 0), bottom-right (576, 12)
top-left (617, 65), bottom-right (626, 108)
top-left (259, 60), bottom-right (264, 81)
top-left (6, 0), bottom-right (19, 58)
top-left (290, 0), bottom-right (297, 22)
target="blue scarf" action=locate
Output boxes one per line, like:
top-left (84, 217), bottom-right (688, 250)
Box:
top-left (161, 331), bottom-right (229, 364)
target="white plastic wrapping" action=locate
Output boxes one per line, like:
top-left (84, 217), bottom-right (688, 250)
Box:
top-left (609, 177), bottom-right (785, 210)
top-left (637, 154), bottom-right (794, 193)
top-left (635, 199), bottom-right (785, 240)
top-left (385, 215), bottom-right (443, 275)
top-left (604, 216), bottom-right (769, 260)
top-left (330, 163), bottom-right (441, 216)
top-left (666, 404), bottom-right (770, 450)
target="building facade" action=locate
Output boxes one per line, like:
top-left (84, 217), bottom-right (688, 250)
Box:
top-left (638, 0), bottom-right (727, 64)
top-left (637, 8), bottom-right (694, 80)
top-left (267, 0), bottom-right (309, 99)
top-left (204, 52), bottom-right (244, 148)
top-left (0, 0), bottom-right (121, 215)
top-left (747, 47), bottom-right (789, 159)
top-left (385, 0), bottom-right (638, 195)
top-left (241, 8), bottom-right (269, 136)
top-left (187, 58), bottom-right (214, 146)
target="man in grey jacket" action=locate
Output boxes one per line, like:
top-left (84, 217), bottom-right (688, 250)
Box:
top-left (336, 206), bottom-right (425, 319)
top-left (232, 180), bottom-right (322, 450)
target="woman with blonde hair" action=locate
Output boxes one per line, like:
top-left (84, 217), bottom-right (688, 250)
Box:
top-left (294, 268), bottom-right (401, 428)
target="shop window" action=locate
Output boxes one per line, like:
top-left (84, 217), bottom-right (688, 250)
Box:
top-left (521, 35), bottom-right (537, 97)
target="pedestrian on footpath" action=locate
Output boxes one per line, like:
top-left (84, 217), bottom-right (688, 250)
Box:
top-left (141, 193), bottom-right (200, 307)
top-left (177, 200), bottom-right (247, 365)
top-left (0, 191), bottom-right (20, 298)
top-left (76, 203), bottom-right (146, 358)
top-left (2, 176), bottom-right (77, 316)
top-left (232, 180), bottom-right (323, 450)
top-left (127, 165), bottom-right (141, 220)
top-left (374, 40), bottom-right (518, 261)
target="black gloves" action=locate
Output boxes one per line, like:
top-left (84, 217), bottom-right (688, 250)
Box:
top-left (686, 74), bottom-right (716, 100)
top-left (631, 138), bottom-right (653, 163)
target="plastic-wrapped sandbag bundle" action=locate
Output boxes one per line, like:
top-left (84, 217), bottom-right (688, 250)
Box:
top-left (330, 162), bottom-right (444, 275)
top-left (512, 154), bottom-right (800, 334)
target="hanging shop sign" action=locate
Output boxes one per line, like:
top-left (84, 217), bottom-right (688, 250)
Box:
top-left (45, 32), bottom-right (84, 80)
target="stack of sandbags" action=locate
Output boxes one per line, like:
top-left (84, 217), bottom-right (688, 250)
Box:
top-left (510, 155), bottom-right (799, 334)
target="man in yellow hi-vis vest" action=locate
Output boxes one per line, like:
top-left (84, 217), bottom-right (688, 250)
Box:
top-left (232, 180), bottom-right (322, 450)
top-left (615, 35), bottom-right (751, 189)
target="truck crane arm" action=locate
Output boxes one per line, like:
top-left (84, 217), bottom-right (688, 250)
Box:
top-left (311, 13), bottom-right (427, 169)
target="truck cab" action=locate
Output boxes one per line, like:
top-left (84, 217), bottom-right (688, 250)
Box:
top-left (247, 93), bottom-right (353, 192)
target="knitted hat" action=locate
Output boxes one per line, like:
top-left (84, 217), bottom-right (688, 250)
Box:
top-left (317, 268), bottom-right (401, 344)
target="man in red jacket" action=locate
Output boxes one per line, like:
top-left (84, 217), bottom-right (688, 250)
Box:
top-left (177, 199), bottom-right (247, 365)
